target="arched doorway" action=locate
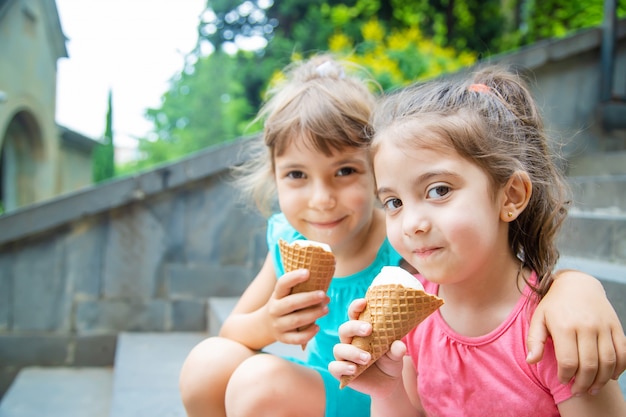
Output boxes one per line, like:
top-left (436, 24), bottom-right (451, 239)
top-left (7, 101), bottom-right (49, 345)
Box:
top-left (0, 111), bottom-right (43, 212)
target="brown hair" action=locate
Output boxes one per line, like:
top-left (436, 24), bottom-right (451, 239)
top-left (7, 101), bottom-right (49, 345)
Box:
top-left (371, 66), bottom-right (570, 298)
top-left (232, 54), bottom-right (379, 216)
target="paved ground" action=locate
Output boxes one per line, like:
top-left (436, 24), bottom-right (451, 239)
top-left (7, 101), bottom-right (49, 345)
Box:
top-left (0, 368), bottom-right (112, 417)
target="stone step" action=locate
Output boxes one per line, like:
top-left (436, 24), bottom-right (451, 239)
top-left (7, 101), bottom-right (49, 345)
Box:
top-left (207, 296), bottom-right (240, 336)
top-left (568, 152), bottom-right (626, 177)
top-left (559, 213), bottom-right (626, 265)
top-left (568, 175), bottom-right (626, 211)
top-left (0, 367), bottom-right (113, 417)
top-left (108, 332), bottom-right (206, 417)
top-left (561, 175), bottom-right (626, 266)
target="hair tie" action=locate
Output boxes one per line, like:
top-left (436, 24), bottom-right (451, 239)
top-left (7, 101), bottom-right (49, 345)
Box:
top-left (469, 83), bottom-right (491, 93)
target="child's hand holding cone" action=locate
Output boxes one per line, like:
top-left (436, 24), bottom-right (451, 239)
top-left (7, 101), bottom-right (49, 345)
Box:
top-left (339, 266), bottom-right (443, 389)
top-left (278, 239), bottom-right (336, 349)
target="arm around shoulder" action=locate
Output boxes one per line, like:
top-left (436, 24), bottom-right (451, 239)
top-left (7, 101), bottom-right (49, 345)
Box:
top-left (528, 269), bottom-right (626, 395)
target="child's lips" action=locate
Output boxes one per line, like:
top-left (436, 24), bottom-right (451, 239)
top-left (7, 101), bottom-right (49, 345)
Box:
top-left (412, 246), bottom-right (441, 258)
top-left (308, 217), bottom-right (345, 228)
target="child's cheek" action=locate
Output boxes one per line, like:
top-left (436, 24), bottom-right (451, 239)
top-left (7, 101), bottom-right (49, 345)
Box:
top-left (386, 220), bottom-right (407, 258)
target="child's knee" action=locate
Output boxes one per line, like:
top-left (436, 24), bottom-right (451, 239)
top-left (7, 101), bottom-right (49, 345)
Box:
top-left (179, 337), bottom-right (253, 406)
top-left (225, 355), bottom-right (289, 413)
top-left (227, 354), bottom-right (286, 393)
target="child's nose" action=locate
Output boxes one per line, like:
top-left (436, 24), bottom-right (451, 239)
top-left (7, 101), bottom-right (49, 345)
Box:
top-left (403, 209), bottom-right (430, 236)
top-left (309, 183), bottom-right (335, 209)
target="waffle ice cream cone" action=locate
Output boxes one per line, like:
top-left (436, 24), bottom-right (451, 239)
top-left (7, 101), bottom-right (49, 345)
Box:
top-left (279, 239), bottom-right (336, 295)
top-left (340, 266), bottom-right (444, 389)
top-left (279, 239), bottom-right (336, 349)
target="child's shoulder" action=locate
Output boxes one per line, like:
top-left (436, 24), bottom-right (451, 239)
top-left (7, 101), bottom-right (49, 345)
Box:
top-left (267, 213), bottom-right (302, 244)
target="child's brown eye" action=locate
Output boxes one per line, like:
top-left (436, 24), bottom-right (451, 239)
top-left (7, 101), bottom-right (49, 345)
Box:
top-left (383, 198), bottom-right (402, 210)
top-left (427, 185), bottom-right (450, 199)
top-left (287, 171), bottom-right (305, 179)
top-left (337, 167), bottom-right (356, 176)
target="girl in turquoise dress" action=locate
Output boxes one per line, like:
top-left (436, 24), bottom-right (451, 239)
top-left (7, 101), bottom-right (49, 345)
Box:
top-left (179, 54), bottom-right (626, 417)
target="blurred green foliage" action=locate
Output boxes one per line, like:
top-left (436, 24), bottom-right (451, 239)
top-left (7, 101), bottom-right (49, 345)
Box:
top-left (118, 0), bottom-right (626, 174)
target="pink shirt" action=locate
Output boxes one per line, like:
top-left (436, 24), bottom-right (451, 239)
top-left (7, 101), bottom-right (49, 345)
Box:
top-left (404, 273), bottom-right (573, 417)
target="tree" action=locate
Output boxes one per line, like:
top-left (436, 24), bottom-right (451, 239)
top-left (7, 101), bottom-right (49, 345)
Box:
top-left (92, 89), bottom-right (115, 183)
top-left (328, 18), bottom-right (476, 90)
top-left (520, 0), bottom-right (625, 44)
top-left (198, 0), bottom-right (626, 58)
top-left (126, 0), bottom-right (625, 173)
top-left (129, 51), bottom-right (256, 169)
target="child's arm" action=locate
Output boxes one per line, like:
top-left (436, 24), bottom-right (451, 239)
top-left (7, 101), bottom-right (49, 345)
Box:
top-left (557, 380), bottom-right (626, 416)
top-left (527, 269), bottom-right (626, 396)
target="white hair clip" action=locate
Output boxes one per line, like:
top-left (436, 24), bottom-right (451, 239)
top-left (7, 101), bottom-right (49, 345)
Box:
top-left (315, 61), bottom-right (345, 79)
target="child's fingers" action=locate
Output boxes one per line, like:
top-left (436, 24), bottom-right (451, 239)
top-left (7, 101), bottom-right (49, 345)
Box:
top-left (280, 323), bottom-right (319, 346)
top-left (568, 329), bottom-right (599, 395)
top-left (583, 328), bottom-right (618, 395)
top-left (387, 339), bottom-right (408, 361)
top-left (267, 269), bottom-right (327, 342)
top-left (268, 289), bottom-right (326, 318)
top-left (289, 296), bottom-right (329, 329)
top-left (268, 292), bottom-right (328, 337)
top-left (347, 298), bottom-right (367, 320)
top-left (273, 269), bottom-right (310, 299)
top-left (525, 310), bottom-right (548, 364)
top-left (333, 342), bottom-right (371, 366)
top-left (270, 268), bottom-right (325, 318)
top-left (611, 328), bottom-right (626, 380)
top-left (338, 319), bottom-right (371, 344)
top-left (549, 329), bottom-right (580, 386)
top-left (328, 359), bottom-right (357, 381)
top-left (373, 340), bottom-right (407, 381)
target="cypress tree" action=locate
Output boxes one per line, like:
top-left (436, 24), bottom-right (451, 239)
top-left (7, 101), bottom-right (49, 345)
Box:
top-left (93, 89), bottom-right (115, 183)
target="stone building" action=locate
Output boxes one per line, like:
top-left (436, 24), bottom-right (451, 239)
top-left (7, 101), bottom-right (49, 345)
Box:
top-left (0, 0), bottom-right (97, 213)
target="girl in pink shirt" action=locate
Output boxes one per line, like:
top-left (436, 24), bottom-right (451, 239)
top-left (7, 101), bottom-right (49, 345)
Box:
top-left (331, 66), bottom-right (626, 416)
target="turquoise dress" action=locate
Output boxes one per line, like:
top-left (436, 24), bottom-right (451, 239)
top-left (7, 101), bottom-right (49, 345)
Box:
top-left (267, 213), bottom-right (403, 417)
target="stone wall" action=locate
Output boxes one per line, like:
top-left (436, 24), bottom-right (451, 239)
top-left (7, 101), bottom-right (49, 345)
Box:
top-left (0, 138), bottom-right (268, 375)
